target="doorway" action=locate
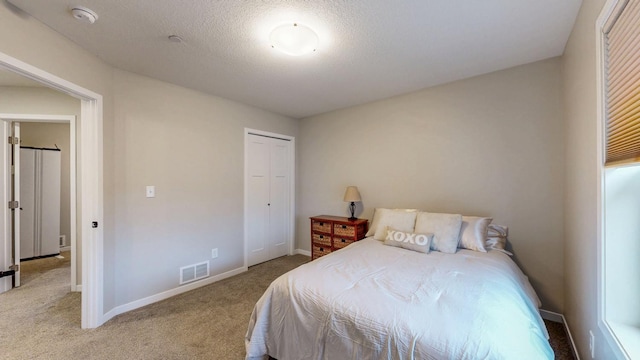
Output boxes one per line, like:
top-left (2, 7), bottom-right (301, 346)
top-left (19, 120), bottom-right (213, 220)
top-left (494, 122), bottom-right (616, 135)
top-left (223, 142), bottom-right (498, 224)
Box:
top-left (1, 115), bottom-right (77, 292)
top-left (244, 129), bottom-right (295, 267)
top-left (0, 52), bottom-right (104, 328)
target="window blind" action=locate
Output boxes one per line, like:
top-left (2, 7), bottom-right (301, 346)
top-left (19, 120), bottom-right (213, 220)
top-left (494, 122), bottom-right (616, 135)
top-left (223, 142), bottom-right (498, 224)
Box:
top-left (605, 0), bottom-right (640, 165)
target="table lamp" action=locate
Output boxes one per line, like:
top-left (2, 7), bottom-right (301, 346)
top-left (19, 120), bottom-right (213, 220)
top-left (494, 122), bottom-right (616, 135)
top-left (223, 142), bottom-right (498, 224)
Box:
top-left (343, 186), bottom-right (362, 221)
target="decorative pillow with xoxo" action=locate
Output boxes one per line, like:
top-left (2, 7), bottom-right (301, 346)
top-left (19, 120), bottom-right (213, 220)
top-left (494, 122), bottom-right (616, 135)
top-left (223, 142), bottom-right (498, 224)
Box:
top-left (383, 227), bottom-right (434, 254)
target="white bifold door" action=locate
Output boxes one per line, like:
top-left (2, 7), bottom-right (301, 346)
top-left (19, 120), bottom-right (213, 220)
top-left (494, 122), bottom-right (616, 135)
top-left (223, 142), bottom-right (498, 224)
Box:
top-left (246, 133), bottom-right (291, 266)
top-left (20, 147), bottom-right (61, 260)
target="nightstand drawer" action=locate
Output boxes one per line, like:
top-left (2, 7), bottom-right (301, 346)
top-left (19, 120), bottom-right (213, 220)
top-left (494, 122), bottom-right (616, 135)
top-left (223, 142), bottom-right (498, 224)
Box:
top-left (312, 220), bottom-right (332, 233)
top-left (312, 233), bottom-right (332, 247)
top-left (334, 224), bottom-right (355, 237)
top-left (312, 244), bottom-right (332, 259)
top-left (333, 237), bottom-right (355, 249)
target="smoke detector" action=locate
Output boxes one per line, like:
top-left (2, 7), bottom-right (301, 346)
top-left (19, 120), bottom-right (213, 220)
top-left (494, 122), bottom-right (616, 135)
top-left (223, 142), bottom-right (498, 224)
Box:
top-left (70, 6), bottom-right (98, 24)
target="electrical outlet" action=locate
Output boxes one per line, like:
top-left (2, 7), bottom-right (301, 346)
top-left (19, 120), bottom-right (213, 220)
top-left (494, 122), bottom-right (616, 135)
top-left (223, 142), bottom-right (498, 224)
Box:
top-left (211, 248), bottom-right (218, 259)
top-left (589, 330), bottom-right (595, 358)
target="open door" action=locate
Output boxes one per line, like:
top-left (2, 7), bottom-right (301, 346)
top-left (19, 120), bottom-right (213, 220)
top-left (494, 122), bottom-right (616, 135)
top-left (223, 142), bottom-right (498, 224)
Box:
top-left (11, 122), bottom-right (20, 287)
top-left (0, 120), bottom-right (20, 292)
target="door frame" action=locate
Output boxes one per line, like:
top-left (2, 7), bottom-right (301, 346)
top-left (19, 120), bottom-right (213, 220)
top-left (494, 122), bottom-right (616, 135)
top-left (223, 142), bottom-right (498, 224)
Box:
top-left (243, 128), bottom-right (295, 267)
top-left (0, 52), bottom-right (104, 329)
top-left (1, 114), bottom-right (78, 292)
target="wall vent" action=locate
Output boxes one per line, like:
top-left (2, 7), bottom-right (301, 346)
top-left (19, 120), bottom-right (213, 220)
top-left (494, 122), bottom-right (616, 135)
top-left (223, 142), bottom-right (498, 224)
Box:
top-left (59, 235), bottom-right (66, 247)
top-left (180, 261), bottom-right (210, 285)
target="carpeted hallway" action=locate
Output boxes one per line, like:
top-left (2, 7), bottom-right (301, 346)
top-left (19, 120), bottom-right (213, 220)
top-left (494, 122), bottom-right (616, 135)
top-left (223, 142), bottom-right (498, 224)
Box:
top-left (0, 252), bottom-right (574, 359)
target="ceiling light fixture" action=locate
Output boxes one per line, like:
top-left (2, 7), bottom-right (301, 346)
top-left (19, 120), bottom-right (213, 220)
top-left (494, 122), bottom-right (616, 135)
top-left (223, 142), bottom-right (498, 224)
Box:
top-left (70, 6), bottom-right (98, 24)
top-left (269, 23), bottom-right (319, 56)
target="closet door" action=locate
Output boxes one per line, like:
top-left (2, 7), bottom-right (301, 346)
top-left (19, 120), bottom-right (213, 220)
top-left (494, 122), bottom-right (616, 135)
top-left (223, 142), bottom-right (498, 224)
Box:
top-left (40, 150), bottom-right (61, 257)
top-left (246, 133), bottom-right (291, 266)
top-left (247, 135), bottom-right (271, 266)
top-left (19, 148), bottom-right (36, 260)
top-left (268, 139), bottom-right (290, 259)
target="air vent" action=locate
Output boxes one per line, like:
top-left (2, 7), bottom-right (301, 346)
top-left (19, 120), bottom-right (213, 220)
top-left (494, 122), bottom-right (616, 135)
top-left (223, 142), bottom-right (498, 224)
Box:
top-left (180, 261), bottom-right (210, 285)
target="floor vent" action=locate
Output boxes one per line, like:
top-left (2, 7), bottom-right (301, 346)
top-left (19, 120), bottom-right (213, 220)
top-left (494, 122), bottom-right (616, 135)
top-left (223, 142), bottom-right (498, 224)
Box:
top-left (180, 261), bottom-right (210, 285)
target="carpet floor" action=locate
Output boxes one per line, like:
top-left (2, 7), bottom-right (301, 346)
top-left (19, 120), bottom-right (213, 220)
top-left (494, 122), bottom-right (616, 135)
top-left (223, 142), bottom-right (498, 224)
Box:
top-left (0, 252), bottom-right (574, 359)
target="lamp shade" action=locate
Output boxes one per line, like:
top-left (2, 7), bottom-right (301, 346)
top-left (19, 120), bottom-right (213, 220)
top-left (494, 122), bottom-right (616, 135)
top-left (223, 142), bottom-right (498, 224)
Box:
top-left (343, 186), bottom-right (361, 202)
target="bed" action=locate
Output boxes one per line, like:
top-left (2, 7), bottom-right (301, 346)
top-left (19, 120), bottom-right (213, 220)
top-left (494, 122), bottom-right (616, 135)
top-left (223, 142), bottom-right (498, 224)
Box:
top-left (245, 210), bottom-right (553, 360)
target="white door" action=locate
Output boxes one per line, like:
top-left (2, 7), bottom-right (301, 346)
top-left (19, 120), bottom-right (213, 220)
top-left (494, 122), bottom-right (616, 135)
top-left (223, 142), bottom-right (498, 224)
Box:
top-left (20, 148), bottom-right (35, 260)
top-left (39, 150), bottom-right (61, 257)
top-left (0, 120), bottom-right (20, 292)
top-left (268, 141), bottom-right (290, 259)
top-left (247, 135), bottom-right (271, 266)
top-left (246, 133), bottom-right (291, 266)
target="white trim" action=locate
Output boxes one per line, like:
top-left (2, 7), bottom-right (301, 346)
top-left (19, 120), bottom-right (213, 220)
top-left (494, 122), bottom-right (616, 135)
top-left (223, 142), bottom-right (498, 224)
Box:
top-left (540, 309), bottom-right (563, 323)
top-left (0, 121), bottom-right (10, 293)
top-left (102, 266), bottom-right (247, 323)
top-left (540, 310), bottom-right (581, 360)
top-left (0, 114), bottom-right (75, 122)
top-left (295, 249), bottom-right (311, 257)
top-left (0, 52), bottom-right (104, 328)
top-left (243, 128), bottom-right (296, 268)
top-left (0, 114), bottom-right (78, 292)
top-left (80, 97), bottom-right (104, 328)
top-left (12, 123), bottom-right (20, 286)
top-left (595, 2), bottom-right (633, 359)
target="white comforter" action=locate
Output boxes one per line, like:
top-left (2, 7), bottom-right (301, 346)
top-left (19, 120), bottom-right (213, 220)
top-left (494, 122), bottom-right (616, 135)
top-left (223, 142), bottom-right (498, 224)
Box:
top-left (245, 238), bottom-right (553, 360)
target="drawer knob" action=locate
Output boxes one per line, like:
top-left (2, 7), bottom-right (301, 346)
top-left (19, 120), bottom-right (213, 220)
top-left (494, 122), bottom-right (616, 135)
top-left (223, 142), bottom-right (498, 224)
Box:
top-left (319, 235), bottom-right (324, 239)
top-left (319, 222), bottom-right (324, 226)
top-left (342, 225), bottom-right (347, 229)
top-left (341, 239), bottom-right (346, 243)
top-left (320, 247), bottom-right (324, 251)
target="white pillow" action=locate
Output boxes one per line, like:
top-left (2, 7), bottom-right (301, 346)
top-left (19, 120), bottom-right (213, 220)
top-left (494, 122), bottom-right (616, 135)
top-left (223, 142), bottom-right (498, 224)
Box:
top-left (383, 227), bottom-right (433, 254)
top-left (366, 208), bottom-right (417, 241)
top-left (414, 212), bottom-right (462, 254)
top-left (458, 216), bottom-right (492, 252)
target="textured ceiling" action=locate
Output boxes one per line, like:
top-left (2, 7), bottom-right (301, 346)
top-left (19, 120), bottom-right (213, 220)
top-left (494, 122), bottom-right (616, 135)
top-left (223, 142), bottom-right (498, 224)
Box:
top-left (7, 0), bottom-right (582, 118)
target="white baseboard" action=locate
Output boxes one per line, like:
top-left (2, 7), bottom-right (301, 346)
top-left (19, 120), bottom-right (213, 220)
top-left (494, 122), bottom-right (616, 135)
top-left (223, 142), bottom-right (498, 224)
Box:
top-left (59, 246), bottom-right (71, 252)
top-left (73, 284), bottom-right (82, 292)
top-left (101, 266), bottom-right (247, 324)
top-left (295, 249), bottom-right (311, 257)
top-left (540, 309), bottom-right (580, 360)
top-left (540, 309), bottom-right (563, 323)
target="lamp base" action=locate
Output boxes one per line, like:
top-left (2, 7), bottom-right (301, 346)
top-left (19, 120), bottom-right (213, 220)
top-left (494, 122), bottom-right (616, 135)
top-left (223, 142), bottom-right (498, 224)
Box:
top-left (348, 201), bottom-right (357, 221)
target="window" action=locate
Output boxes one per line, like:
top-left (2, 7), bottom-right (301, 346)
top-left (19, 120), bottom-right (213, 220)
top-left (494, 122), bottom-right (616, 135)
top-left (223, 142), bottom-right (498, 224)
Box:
top-left (603, 0), bottom-right (640, 166)
top-left (597, 0), bottom-right (640, 358)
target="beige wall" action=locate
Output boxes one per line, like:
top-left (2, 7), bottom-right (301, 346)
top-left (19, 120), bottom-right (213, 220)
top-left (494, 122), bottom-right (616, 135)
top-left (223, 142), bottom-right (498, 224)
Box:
top-left (111, 70), bottom-right (298, 305)
top-left (0, 6), bottom-right (299, 313)
top-left (0, 86), bottom-right (78, 250)
top-left (562, 0), bottom-right (617, 358)
top-left (299, 58), bottom-right (565, 313)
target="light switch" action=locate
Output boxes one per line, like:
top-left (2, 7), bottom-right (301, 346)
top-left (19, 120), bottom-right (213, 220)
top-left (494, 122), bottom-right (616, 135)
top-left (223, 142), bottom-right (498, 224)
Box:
top-left (146, 185), bottom-right (155, 198)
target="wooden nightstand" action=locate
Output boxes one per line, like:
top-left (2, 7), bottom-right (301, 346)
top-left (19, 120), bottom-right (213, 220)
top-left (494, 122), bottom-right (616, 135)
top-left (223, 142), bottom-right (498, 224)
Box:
top-left (310, 215), bottom-right (368, 260)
